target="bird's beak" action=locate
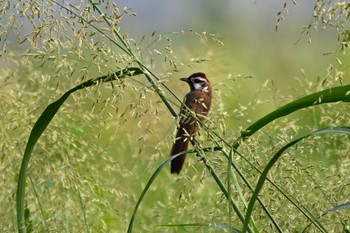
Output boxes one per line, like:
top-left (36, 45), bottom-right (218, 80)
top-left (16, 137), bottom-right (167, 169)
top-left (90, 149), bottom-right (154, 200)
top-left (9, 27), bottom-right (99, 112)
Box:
top-left (180, 77), bottom-right (189, 82)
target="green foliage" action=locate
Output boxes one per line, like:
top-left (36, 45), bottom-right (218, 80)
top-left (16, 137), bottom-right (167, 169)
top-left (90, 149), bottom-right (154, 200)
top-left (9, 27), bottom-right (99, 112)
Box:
top-left (0, 1), bottom-right (349, 233)
top-left (17, 67), bottom-right (143, 232)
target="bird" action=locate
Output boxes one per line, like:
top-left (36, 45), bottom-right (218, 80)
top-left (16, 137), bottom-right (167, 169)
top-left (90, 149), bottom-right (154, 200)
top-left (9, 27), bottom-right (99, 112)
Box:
top-left (170, 72), bottom-right (212, 174)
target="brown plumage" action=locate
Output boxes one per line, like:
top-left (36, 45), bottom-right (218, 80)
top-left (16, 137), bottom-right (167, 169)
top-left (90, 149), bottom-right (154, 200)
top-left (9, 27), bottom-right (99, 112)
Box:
top-left (170, 72), bottom-right (212, 174)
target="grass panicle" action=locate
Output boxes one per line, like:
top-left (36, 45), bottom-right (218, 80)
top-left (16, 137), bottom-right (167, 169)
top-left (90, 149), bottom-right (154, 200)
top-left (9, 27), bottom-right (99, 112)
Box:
top-left (1, 1), bottom-right (348, 232)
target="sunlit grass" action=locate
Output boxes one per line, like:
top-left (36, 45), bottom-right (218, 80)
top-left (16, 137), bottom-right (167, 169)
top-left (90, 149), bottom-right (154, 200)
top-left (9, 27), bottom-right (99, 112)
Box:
top-left (1, 1), bottom-right (350, 232)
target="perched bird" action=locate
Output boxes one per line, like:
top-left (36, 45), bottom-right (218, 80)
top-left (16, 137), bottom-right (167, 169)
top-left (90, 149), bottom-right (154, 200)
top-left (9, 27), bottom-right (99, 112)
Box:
top-left (170, 72), bottom-right (212, 174)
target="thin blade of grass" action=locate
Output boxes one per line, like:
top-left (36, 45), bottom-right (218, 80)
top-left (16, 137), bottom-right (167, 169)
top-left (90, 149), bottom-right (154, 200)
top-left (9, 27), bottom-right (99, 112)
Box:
top-left (235, 85), bottom-right (350, 147)
top-left (157, 223), bottom-right (242, 233)
top-left (242, 126), bottom-right (350, 233)
top-left (302, 202), bottom-right (350, 232)
top-left (193, 143), bottom-right (254, 233)
top-left (127, 146), bottom-right (222, 233)
top-left (17, 67), bottom-right (143, 233)
top-left (207, 131), bottom-right (282, 232)
top-left (323, 202), bottom-right (350, 214)
top-left (127, 150), bottom-right (189, 233)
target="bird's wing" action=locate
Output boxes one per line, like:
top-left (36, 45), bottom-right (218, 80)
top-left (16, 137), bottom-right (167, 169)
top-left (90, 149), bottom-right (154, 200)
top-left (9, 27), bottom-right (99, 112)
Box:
top-left (178, 91), bottom-right (210, 132)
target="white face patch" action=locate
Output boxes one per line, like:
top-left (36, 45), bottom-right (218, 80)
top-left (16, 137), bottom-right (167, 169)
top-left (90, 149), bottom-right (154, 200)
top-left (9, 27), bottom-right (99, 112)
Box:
top-left (193, 83), bottom-right (203, 90)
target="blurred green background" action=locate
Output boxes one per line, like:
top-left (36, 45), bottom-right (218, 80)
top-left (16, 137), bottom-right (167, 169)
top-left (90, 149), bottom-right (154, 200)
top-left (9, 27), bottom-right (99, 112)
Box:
top-left (1, 1), bottom-right (349, 232)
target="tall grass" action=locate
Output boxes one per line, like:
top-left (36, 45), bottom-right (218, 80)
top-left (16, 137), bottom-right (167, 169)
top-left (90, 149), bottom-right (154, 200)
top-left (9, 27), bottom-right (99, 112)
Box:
top-left (0, 1), bottom-right (349, 232)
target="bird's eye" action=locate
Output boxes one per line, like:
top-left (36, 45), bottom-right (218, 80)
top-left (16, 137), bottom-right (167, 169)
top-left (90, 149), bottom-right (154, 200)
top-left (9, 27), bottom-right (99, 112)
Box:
top-left (193, 78), bottom-right (203, 83)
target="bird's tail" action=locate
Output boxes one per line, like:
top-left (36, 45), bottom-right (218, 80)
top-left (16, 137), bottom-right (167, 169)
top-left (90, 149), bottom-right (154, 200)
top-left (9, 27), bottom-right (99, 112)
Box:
top-left (170, 128), bottom-right (190, 174)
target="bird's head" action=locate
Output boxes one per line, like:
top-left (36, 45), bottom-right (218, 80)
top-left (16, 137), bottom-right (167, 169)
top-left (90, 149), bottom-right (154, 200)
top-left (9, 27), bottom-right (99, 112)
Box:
top-left (180, 72), bottom-right (211, 92)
